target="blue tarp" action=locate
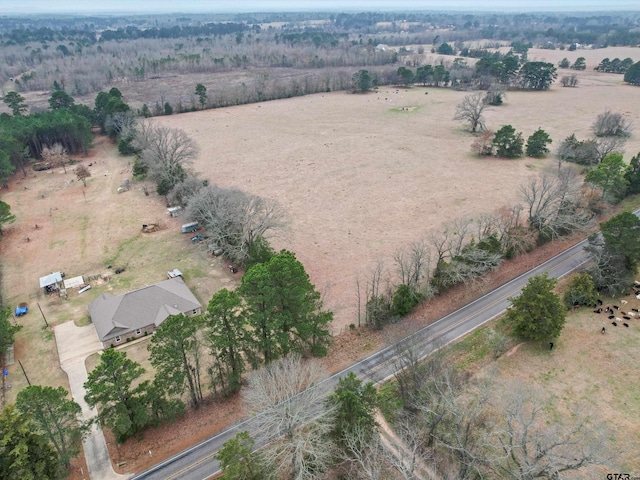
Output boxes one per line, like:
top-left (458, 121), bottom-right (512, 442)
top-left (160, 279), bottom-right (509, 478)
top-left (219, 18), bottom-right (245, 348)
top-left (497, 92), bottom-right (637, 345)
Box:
top-left (15, 305), bottom-right (28, 316)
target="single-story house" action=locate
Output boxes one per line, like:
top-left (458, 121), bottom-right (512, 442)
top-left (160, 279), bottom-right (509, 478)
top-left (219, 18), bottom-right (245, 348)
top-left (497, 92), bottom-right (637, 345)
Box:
top-left (88, 277), bottom-right (202, 348)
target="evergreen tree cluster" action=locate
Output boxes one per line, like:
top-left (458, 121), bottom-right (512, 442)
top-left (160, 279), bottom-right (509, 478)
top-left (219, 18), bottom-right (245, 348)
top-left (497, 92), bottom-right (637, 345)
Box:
top-left (82, 249), bottom-right (332, 443)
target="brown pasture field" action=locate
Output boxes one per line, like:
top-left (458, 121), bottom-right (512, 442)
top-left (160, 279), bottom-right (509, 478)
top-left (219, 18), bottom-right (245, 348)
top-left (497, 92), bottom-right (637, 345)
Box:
top-left (488, 289), bottom-right (640, 475)
top-left (152, 47), bottom-right (640, 333)
top-left (446, 278), bottom-right (640, 476)
top-left (0, 46), bottom-right (640, 475)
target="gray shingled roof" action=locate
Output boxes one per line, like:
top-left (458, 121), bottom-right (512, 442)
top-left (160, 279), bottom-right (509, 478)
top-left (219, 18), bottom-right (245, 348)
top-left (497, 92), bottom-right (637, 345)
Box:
top-left (89, 277), bottom-right (201, 343)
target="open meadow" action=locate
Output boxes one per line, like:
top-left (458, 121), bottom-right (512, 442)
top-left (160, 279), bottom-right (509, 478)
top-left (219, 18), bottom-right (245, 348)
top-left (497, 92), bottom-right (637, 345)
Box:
top-left (488, 289), bottom-right (640, 476)
top-left (152, 47), bottom-right (640, 333)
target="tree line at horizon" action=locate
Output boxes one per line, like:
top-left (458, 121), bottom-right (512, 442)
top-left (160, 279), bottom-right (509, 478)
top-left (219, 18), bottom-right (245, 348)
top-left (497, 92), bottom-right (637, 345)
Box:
top-left (2, 9), bottom-right (640, 116)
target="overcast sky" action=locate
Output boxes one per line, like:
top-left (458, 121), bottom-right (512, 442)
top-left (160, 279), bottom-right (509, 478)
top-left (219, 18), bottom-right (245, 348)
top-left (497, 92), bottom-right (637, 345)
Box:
top-left (3, 1), bottom-right (639, 15)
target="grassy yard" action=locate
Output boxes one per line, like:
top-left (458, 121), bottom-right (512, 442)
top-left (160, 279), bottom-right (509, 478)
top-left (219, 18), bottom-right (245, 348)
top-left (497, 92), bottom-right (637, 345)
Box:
top-left (433, 283), bottom-right (640, 475)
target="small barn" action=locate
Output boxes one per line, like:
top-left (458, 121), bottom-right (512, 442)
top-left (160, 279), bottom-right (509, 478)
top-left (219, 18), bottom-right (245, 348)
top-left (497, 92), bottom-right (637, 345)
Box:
top-left (39, 272), bottom-right (63, 293)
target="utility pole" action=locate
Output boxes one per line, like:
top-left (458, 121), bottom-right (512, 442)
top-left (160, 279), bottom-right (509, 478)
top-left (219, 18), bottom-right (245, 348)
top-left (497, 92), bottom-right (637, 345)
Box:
top-left (18, 360), bottom-right (31, 386)
top-left (37, 302), bottom-right (49, 327)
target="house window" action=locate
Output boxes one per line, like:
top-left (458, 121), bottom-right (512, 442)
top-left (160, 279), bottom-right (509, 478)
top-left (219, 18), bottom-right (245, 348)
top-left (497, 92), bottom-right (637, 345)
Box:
top-left (115, 336), bottom-right (121, 343)
top-left (135, 329), bottom-right (142, 336)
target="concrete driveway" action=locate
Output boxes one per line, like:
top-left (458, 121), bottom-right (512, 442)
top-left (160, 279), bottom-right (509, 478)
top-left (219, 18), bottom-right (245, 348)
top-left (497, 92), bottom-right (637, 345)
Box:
top-left (54, 321), bottom-right (130, 480)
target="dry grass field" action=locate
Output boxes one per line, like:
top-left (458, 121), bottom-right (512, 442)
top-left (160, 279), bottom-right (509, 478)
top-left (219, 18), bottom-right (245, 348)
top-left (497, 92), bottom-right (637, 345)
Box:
top-left (489, 294), bottom-right (640, 476)
top-left (1, 45), bottom-right (640, 477)
top-left (0, 136), bottom-right (239, 405)
top-left (444, 280), bottom-right (640, 477)
top-left (152, 47), bottom-right (640, 333)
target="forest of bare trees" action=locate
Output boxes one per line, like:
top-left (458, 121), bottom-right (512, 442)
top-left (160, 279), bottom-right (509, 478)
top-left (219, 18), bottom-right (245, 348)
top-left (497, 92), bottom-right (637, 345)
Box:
top-left (1, 10), bottom-right (639, 114)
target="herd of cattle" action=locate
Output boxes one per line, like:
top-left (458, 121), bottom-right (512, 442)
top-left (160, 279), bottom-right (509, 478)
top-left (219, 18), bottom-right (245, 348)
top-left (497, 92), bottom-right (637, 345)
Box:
top-left (591, 281), bottom-right (640, 330)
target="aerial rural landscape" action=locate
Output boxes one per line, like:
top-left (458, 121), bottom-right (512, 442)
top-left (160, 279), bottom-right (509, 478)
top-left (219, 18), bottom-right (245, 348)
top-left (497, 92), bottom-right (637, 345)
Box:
top-left (1, 2), bottom-right (640, 479)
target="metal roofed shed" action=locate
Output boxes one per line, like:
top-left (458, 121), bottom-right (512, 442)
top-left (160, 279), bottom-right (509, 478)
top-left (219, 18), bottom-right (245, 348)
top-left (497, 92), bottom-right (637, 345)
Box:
top-left (39, 272), bottom-right (63, 289)
top-left (167, 269), bottom-right (183, 279)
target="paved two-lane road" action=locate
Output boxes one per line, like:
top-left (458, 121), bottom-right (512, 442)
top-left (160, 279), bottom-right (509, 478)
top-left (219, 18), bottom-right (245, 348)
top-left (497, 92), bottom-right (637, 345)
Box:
top-left (133, 235), bottom-right (594, 480)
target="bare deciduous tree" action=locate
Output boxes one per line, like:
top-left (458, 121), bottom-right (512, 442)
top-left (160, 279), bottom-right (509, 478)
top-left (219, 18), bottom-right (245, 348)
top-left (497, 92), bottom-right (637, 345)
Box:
top-left (132, 122), bottom-right (198, 193)
top-left (166, 175), bottom-right (206, 208)
top-left (445, 217), bottom-right (472, 258)
top-left (341, 425), bottom-right (390, 480)
top-left (388, 334), bottom-right (435, 412)
top-left (485, 84), bottom-right (506, 105)
top-left (585, 234), bottom-right (632, 296)
top-left (104, 111), bottom-right (137, 138)
top-left (41, 143), bottom-right (68, 173)
top-left (381, 414), bottom-right (434, 480)
top-left (433, 376), bottom-right (493, 479)
top-left (244, 354), bottom-right (335, 480)
top-left (471, 129), bottom-right (495, 156)
top-left (414, 354), bottom-right (469, 450)
top-left (361, 260), bottom-right (392, 330)
top-left (592, 110), bottom-right (633, 138)
top-left (560, 74), bottom-right (578, 87)
top-left (393, 241), bottom-right (432, 295)
top-left (519, 167), bottom-right (594, 239)
top-left (488, 384), bottom-right (612, 479)
top-left (454, 92), bottom-right (488, 133)
top-left (491, 205), bottom-right (534, 256)
top-left (594, 136), bottom-right (626, 163)
top-left (186, 184), bottom-right (287, 266)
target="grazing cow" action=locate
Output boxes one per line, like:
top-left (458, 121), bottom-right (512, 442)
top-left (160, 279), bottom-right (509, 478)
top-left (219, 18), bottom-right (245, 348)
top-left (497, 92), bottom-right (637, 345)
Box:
top-left (608, 315), bottom-right (615, 320)
top-left (621, 299), bottom-right (628, 305)
top-left (624, 323), bottom-right (630, 327)
top-left (593, 308), bottom-right (602, 314)
top-left (614, 305), bottom-right (620, 310)
top-left (632, 308), bottom-right (639, 312)
top-left (623, 316), bottom-right (631, 320)
top-left (549, 342), bottom-right (554, 350)
top-left (601, 327), bottom-right (606, 334)
top-left (597, 299), bottom-right (603, 306)
top-left (629, 312), bottom-right (636, 317)
top-left (612, 322), bottom-right (618, 326)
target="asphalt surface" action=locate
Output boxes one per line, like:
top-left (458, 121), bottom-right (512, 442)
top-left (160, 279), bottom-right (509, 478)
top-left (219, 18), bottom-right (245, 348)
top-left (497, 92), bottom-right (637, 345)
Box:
top-left (132, 235), bottom-right (594, 480)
